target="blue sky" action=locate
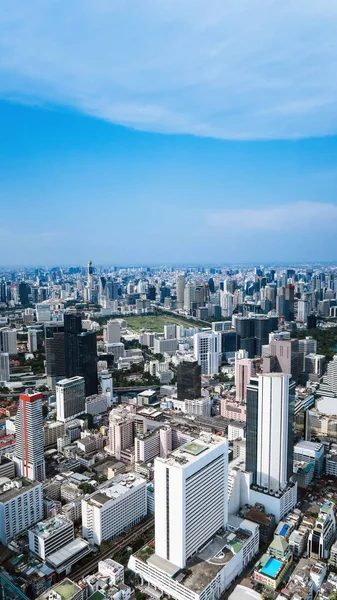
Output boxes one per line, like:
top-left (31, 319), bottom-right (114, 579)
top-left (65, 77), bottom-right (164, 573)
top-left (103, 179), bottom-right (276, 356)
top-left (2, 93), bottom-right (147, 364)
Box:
top-left (1, 1), bottom-right (337, 265)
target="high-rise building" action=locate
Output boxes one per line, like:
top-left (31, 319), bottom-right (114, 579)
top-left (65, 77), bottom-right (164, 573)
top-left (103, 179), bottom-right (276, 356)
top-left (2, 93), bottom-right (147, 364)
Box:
top-left (64, 311), bottom-right (98, 396)
top-left (27, 328), bottom-right (38, 352)
top-left (18, 281), bottom-right (30, 306)
top-left (28, 515), bottom-right (74, 560)
top-left (45, 322), bottom-right (66, 388)
top-left (0, 352), bottom-right (10, 382)
top-left (176, 275), bottom-right (185, 309)
top-left (262, 338), bottom-right (303, 380)
top-left (246, 374), bottom-right (295, 491)
top-left (183, 283), bottom-right (195, 312)
top-left (56, 376), bottom-right (86, 422)
top-left (193, 330), bottom-right (221, 375)
top-left (104, 320), bottom-right (121, 344)
top-left (0, 328), bottom-right (17, 355)
top-left (154, 434), bottom-right (228, 569)
top-left (14, 392), bottom-right (45, 482)
top-left (176, 359), bottom-right (201, 400)
top-left (235, 349), bottom-right (256, 402)
top-left (109, 407), bottom-right (135, 459)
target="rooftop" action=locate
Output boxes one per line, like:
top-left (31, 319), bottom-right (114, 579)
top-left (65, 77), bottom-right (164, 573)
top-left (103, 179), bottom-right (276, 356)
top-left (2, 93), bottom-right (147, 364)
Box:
top-left (0, 478), bottom-right (41, 502)
top-left (86, 472), bottom-right (145, 507)
top-left (47, 538), bottom-right (90, 569)
top-left (45, 579), bottom-right (82, 600)
top-left (30, 515), bottom-right (72, 538)
top-left (156, 432), bottom-right (227, 468)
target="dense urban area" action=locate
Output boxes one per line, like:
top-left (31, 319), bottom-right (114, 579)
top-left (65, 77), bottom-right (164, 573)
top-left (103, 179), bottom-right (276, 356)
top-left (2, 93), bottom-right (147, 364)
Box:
top-left (1, 262), bottom-right (337, 600)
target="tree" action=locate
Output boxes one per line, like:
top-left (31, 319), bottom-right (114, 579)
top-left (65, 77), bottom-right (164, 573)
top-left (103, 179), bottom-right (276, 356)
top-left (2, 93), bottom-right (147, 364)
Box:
top-left (78, 482), bottom-right (95, 494)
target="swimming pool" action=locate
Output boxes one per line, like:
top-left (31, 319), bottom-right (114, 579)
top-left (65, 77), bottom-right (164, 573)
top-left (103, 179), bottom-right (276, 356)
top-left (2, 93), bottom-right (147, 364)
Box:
top-left (260, 557), bottom-right (282, 578)
top-left (279, 524), bottom-right (289, 537)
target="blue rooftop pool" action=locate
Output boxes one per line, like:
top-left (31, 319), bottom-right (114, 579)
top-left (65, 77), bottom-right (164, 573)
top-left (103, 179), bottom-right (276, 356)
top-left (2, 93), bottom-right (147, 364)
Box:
top-left (260, 557), bottom-right (282, 578)
top-left (279, 524), bottom-right (290, 537)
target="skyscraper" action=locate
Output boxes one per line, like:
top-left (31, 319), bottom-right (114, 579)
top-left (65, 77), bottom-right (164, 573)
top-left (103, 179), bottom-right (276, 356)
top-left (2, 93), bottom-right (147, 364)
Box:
top-left (177, 359), bottom-right (201, 400)
top-left (0, 353), bottom-right (9, 382)
top-left (235, 349), bottom-right (256, 402)
top-left (64, 311), bottom-right (98, 396)
top-left (14, 392), bottom-right (45, 482)
top-left (193, 330), bottom-right (221, 375)
top-left (176, 274), bottom-right (185, 309)
top-left (18, 281), bottom-right (30, 306)
top-left (154, 434), bottom-right (228, 568)
top-left (45, 322), bottom-right (66, 388)
top-left (246, 373), bottom-right (295, 490)
top-left (56, 376), bottom-right (86, 422)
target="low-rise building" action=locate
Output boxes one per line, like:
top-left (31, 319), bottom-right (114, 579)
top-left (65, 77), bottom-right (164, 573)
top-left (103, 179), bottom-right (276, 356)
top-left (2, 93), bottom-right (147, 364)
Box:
top-left (0, 477), bottom-right (43, 545)
top-left (253, 536), bottom-right (293, 590)
top-left (292, 461), bottom-right (315, 488)
top-left (28, 515), bottom-right (74, 560)
top-left (82, 472), bottom-right (147, 546)
top-left (307, 501), bottom-right (336, 560)
top-left (293, 440), bottom-right (325, 476)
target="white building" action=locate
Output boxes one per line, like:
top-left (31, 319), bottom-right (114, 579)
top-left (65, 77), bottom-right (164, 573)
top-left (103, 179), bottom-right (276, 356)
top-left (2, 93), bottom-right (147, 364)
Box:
top-left (319, 354), bottom-right (337, 397)
top-left (104, 320), bottom-right (121, 344)
top-left (108, 407), bottom-right (135, 460)
top-left (56, 377), bottom-right (86, 422)
top-left (0, 352), bottom-right (10, 382)
top-left (36, 303), bottom-right (51, 323)
top-left (193, 330), bottom-right (221, 376)
top-left (154, 433), bottom-right (228, 569)
top-left (27, 329), bottom-right (38, 352)
top-left (176, 275), bottom-right (185, 309)
top-left (293, 440), bottom-right (325, 476)
top-left (135, 430), bottom-right (160, 463)
top-left (98, 558), bottom-right (124, 584)
top-left (256, 374), bottom-right (293, 491)
top-left (0, 328), bottom-right (17, 355)
top-left (0, 478), bottom-right (43, 545)
top-left (228, 422), bottom-right (246, 441)
top-left (28, 515), bottom-right (74, 560)
top-left (220, 290), bottom-right (233, 318)
top-left (153, 337), bottom-right (178, 355)
top-left (82, 472), bottom-right (147, 546)
top-left (105, 342), bottom-right (125, 362)
top-left (101, 370), bottom-right (113, 405)
top-left (14, 391), bottom-right (45, 482)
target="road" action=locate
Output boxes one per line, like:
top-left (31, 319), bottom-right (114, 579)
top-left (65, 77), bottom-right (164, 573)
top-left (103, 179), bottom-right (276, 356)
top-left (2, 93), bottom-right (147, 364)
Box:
top-left (71, 516), bottom-right (154, 581)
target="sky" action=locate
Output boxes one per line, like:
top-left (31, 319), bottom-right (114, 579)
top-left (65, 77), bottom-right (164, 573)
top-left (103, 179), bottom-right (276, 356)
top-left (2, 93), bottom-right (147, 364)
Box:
top-left (1, 0), bottom-right (337, 266)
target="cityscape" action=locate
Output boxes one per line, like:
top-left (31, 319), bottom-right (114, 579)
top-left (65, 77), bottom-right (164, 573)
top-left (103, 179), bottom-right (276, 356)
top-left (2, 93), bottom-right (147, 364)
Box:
top-left (1, 3), bottom-right (337, 600)
top-left (0, 263), bottom-right (337, 600)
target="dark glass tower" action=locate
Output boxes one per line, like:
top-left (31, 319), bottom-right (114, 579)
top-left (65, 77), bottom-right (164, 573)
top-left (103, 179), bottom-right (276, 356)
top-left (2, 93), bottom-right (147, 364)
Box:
top-left (45, 323), bottom-right (66, 378)
top-left (64, 311), bottom-right (98, 396)
top-left (177, 360), bottom-right (201, 400)
top-left (19, 281), bottom-right (30, 306)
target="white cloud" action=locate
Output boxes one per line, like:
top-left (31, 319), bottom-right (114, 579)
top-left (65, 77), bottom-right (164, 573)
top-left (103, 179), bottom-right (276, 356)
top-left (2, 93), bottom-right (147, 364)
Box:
top-left (206, 201), bottom-right (337, 230)
top-left (0, 0), bottom-right (337, 139)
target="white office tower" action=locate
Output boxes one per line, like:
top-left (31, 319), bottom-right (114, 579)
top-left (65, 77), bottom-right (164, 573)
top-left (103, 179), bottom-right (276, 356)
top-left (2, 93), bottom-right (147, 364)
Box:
top-left (56, 376), bottom-right (86, 422)
top-left (101, 370), bottom-right (113, 405)
top-left (155, 435), bottom-right (228, 569)
top-left (36, 303), bottom-right (51, 323)
top-left (297, 298), bottom-right (311, 323)
top-left (193, 330), bottom-right (221, 375)
top-left (129, 433), bottom-right (259, 600)
top-left (246, 374), bottom-right (297, 522)
top-left (176, 275), bottom-right (185, 309)
top-left (0, 352), bottom-right (10, 382)
top-left (235, 349), bottom-right (256, 403)
top-left (0, 328), bottom-right (17, 355)
top-left (319, 354), bottom-right (337, 397)
top-left (0, 478), bottom-right (43, 545)
top-left (82, 473), bottom-right (147, 545)
top-left (183, 283), bottom-right (195, 312)
top-left (220, 290), bottom-right (233, 318)
top-left (104, 320), bottom-right (121, 344)
top-left (14, 392), bottom-right (46, 482)
top-left (27, 329), bottom-right (38, 352)
top-left (255, 374), bottom-right (291, 491)
top-left (164, 324), bottom-right (176, 340)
